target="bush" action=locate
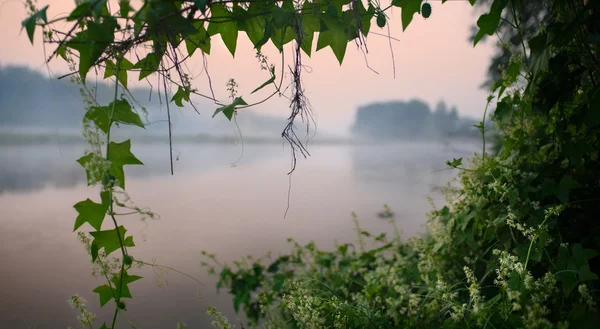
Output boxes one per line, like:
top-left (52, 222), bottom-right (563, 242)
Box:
top-left (207, 1), bottom-right (600, 328)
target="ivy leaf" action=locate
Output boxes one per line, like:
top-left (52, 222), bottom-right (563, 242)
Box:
top-left (90, 226), bottom-right (135, 262)
top-left (392, 0), bottom-right (422, 31)
top-left (171, 86), bottom-right (190, 107)
top-left (194, 0), bottom-right (209, 15)
top-left (271, 26), bottom-right (297, 51)
top-left (239, 16), bottom-right (266, 49)
top-left (106, 99), bottom-right (144, 129)
top-left (554, 175), bottom-right (582, 203)
top-left (21, 5), bottom-right (49, 44)
top-left (134, 52), bottom-right (161, 80)
top-left (473, 0), bottom-right (508, 46)
top-left (107, 140), bottom-right (143, 189)
top-left (299, 2), bottom-right (321, 56)
top-left (494, 100), bottom-right (512, 124)
top-left (99, 323), bottom-right (110, 329)
top-left (528, 32), bottom-right (550, 84)
top-left (67, 2), bottom-right (93, 21)
top-left (119, 0), bottom-right (131, 17)
top-left (93, 284), bottom-right (115, 307)
top-left (579, 263), bottom-right (599, 281)
top-left (111, 272), bottom-right (143, 298)
top-left (85, 99), bottom-right (145, 134)
top-left (185, 20), bottom-right (211, 56)
top-left (555, 271), bottom-right (578, 296)
top-left (316, 16), bottom-right (349, 65)
top-left (446, 157), bottom-right (463, 168)
top-left (104, 58), bottom-right (134, 88)
top-left (207, 4), bottom-right (238, 56)
top-left (73, 191), bottom-right (110, 231)
top-left (251, 76), bottom-right (276, 94)
top-left (66, 18), bottom-right (117, 80)
top-left (254, 20), bottom-right (274, 50)
top-left (474, 14), bottom-right (499, 45)
top-left (76, 153), bottom-right (102, 186)
top-left (213, 97), bottom-right (248, 120)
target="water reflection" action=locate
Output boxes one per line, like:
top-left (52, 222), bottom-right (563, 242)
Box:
top-left (0, 140), bottom-right (479, 329)
top-left (0, 142), bottom-right (279, 194)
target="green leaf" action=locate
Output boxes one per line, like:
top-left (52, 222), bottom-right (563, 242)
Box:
top-left (90, 226), bottom-right (135, 262)
top-left (104, 58), bottom-right (134, 88)
top-left (66, 18), bottom-right (117, 80)
top-left (171, 86), bottom-right (190, 107)
top-left (119, 0), bottom-right (131, 17)
top-left (76, 153), bottom-right (100, 186)
top-left (473, 14), bottom-right (499, 45)
top-left (271, 26), bottom-right (297, 52)
top-left (107, 140), bottom-right (143, 189)
top-left (316, 16), bottom-right (349, 64)
top-left (393, 0), bottom-right (422, 31)
top-left (298, 2), bottom-right (322, 56)
top-left (272, 6), bottom-right (296, 29)
top-left (555, 271), bottom-right (578, 296)
top-left (494, 100), bottom-right (512, 123)
top-left (185, 20), bottom-right (211, 56)
top-left (73, 191), bottom-right (110, 231)
top-left (254, 20), bottom-right (274, 50)
top-left (99, 323), bottom-right (110, 329)
top-left (85, 99), bottom-right (145, 134)
top-left (207, 4), bottom-right (238, 56)
top-left (134, 52), bottom-right (161, 80)
top-left (213, 97), bottom-right (248, 120)
top-left (93, 284), bottom-right (115, 307)
top-left (21, 5), bottom-right (49, 44)
top-left (528, 32), bottom-right (550, 83)
top-left (554, 175), bottom-right (582, 203)
top-left (107, 98), bottom-right (144, 129)
top-left (111, 272), bottom-right (143, 298)
top-left (194, 0), bottom-right (209, 15)
top-left (251, 76), bottom-right (276, 94)
top-left (67, 3), bottom-right (93, 21)
top-left (579, 263), bottom-right (599, 281)
top-left (473, 0), bottom-right (508, 46)
top-left (446, 157), bottom-right (463, 168)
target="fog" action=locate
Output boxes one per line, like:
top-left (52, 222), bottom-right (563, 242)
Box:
top-left (0, 66), bottom-right (483, 328)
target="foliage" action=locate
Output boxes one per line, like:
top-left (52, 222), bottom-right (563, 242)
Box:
top-left (20, 0), bottom-right (459, 328)
top-left (20, 0), bottom-right (600, 328)
top-left (204, 1), bottom-right (600, 328)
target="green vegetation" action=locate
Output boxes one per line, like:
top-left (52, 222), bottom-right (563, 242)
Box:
top-left (19, 0), bottom-right (599, 329)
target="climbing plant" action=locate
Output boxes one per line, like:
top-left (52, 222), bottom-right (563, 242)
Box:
top-left (199, 0), bottom-right (600, 328)
top-left (20, 0), bottom-right (466, 328)
top-left (22, 0), bottom-right (600, 329)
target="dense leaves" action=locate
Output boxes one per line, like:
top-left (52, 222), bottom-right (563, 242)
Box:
top-left (204, 1), bottom-right (600, 328)
top-left (21, 0), bottom-right (600, 328)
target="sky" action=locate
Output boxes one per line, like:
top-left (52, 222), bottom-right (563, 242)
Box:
top-left (0, 0), bottom-right (496, 135)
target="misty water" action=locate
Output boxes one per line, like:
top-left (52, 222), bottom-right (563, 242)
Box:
top-left (0, 139), bottom-right (479, 328)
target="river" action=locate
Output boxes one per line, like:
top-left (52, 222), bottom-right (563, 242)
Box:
top-left (0, 140), bottom-right (478, 328)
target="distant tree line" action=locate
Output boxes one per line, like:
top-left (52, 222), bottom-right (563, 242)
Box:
top-left (352, 100), bottom-right (481, 140)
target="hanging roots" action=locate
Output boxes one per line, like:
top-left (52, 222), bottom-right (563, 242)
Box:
top-left (282, 19), bottom-right (315, 174)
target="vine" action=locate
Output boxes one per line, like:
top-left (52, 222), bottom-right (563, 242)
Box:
top-left (18, 0), bottom-right (499, 328)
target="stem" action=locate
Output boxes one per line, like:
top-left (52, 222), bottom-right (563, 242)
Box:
top-left (106, 55), bottom-right (127, 329)
top-left (481, 97), bottom-right (492, 160)
top-left (510, 0), bottom-right (529, 64)
top-left (136, 260), bottom-right (205, 287)
top-left (523, 215), bottom-right (551, 271)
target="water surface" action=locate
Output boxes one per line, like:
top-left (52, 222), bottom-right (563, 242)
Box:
top-left (0, 140), bottom-right (478, 328)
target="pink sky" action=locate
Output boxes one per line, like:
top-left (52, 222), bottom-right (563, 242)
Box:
top-left (0, 0), bottom-right (495, 134)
